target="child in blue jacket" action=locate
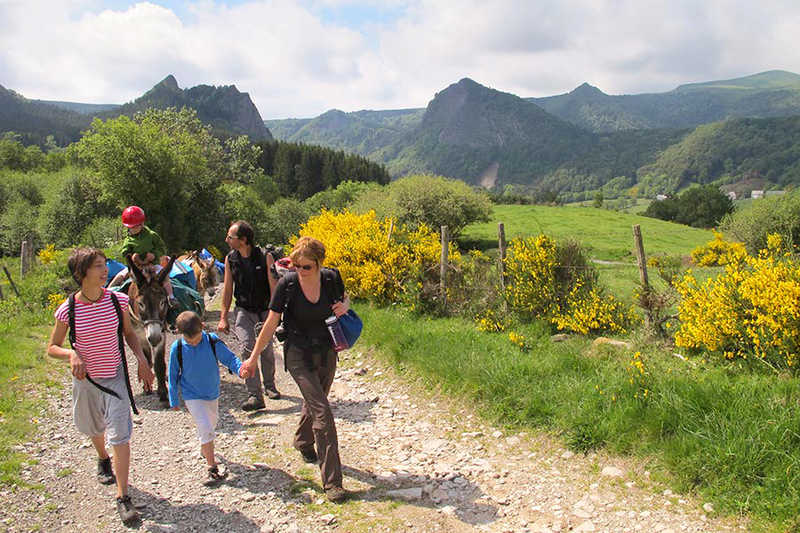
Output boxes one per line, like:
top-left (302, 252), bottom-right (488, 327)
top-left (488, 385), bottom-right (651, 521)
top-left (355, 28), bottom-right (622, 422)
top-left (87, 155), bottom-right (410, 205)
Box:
top-left (168, 311), bottom-right (245, 485)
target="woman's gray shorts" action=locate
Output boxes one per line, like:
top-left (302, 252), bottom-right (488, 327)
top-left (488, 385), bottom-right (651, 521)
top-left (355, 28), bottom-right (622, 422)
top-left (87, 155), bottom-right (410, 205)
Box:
top-left (72, 366), bottom-right (133, 446)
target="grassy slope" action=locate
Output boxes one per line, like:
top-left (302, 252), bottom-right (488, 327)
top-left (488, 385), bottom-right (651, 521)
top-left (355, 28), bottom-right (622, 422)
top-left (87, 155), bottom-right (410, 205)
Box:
top-left (461, 204), bottom-right (712, 261)
top-left (356, 304), bottom-right (799, 531)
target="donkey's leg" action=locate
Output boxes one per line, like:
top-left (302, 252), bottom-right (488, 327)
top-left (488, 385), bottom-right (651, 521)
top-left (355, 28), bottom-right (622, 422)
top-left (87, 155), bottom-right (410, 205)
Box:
top-left (154, 342), bottom-right (169, 404)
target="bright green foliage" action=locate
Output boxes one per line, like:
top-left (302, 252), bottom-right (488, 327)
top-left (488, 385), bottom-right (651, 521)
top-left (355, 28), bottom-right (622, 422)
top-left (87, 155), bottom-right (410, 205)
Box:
top-left (719, 191), bottom-right (800, 254)
top-left (352, 174), bottom-right (492, 237)
top-left (71, 108), bottom-right (226, 251)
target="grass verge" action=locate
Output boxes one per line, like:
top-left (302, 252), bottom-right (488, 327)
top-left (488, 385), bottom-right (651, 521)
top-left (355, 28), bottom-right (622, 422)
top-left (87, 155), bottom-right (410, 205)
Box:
top-left (355, 303), bottom-right (800, 532)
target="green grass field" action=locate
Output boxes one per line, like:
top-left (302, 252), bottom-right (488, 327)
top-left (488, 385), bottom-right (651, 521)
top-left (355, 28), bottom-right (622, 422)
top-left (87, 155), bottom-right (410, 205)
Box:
top-left (461, 204), bottom-right (712, 261)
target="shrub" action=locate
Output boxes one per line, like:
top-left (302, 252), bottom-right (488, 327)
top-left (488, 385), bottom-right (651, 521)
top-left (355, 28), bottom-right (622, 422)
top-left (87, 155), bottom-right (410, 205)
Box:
top-left (675, 234), bottom-right (800, 369)
top-left (293, 209), bottom-right (456, 305)
top-left (719, 191), bottom-right (800, 254)
top-left (690, 230), bottom-right (747, 266)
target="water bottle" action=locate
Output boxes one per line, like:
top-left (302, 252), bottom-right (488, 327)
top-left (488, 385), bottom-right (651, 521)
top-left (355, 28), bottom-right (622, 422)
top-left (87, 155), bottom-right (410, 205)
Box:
top-left (325, 315), bottom-right (349, 352)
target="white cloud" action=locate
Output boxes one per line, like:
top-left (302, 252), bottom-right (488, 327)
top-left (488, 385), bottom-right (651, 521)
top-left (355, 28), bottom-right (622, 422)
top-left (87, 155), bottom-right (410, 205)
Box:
top-left (1, 0), bottom-right (800, 118)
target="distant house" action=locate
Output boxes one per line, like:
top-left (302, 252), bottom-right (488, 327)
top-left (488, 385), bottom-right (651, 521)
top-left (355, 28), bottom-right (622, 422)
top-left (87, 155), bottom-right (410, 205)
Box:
top-left (765, 190), bottom-right (786, 197)
top-left (727, 191), bottom-right (737, 201)
top-left (655, 194), bottom-right (668, 201)
top-left (751, 190), bottom-right (764, 199)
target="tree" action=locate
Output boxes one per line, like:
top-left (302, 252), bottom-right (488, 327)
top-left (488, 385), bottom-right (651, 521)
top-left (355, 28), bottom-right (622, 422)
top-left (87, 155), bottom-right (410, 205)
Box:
top-left (643, 185), bottom-right (733, 228)
top-left (593, 191), bottom-right (604, 208)
top-left (71, 108), bottom-right (226, 251)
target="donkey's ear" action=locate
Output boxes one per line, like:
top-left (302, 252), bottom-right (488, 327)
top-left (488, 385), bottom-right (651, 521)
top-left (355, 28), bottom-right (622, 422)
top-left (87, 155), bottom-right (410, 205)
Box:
top-left (126, 256), bottom-right (147, 287)
top-left (157, 255), bottom-right (177, 285)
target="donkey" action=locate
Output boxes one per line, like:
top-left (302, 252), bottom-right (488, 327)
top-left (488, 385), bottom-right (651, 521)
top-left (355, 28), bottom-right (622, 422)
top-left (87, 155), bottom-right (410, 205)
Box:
top-left (127, 255), bottom-right (176, 404)
top-left (177, 251), bottom-right (220, 299)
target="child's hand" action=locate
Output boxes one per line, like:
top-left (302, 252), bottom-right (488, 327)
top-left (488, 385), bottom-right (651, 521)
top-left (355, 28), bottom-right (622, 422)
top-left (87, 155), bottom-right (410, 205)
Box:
top-left (239, 361), bottom-right (253, 379)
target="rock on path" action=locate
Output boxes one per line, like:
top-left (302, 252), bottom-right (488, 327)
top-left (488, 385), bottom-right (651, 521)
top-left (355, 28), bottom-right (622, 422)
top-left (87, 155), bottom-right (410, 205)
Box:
top-left (0, 306), bottom-right (748, 532)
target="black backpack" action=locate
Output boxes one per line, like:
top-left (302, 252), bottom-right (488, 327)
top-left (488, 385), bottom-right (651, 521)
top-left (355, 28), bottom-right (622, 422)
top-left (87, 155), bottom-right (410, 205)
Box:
top-left (68, 291), bottom-right (139, 415)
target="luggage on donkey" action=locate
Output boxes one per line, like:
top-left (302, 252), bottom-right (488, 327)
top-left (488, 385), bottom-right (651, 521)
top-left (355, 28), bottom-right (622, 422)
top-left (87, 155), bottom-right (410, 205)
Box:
top-left (167, 277), bottom-right (205, 325)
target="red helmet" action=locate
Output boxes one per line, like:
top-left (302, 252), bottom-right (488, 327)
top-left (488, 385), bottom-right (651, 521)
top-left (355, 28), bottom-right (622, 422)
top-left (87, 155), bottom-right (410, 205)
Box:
top-left (121, 205), bottom-right (145, 228)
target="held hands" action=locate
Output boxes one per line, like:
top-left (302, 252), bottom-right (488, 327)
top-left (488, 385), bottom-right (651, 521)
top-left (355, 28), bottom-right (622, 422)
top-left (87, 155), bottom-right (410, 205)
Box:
top-left (70, 350), bottom-right (86, 380)
top-left (239, 359), bottom-right (256, 379)
top-left (331, 294), bottom-right (350, 318)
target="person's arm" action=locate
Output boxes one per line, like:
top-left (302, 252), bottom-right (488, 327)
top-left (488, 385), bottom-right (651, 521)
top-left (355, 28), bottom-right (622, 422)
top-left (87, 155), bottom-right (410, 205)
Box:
top-left (167, 341), bottom-right (180, 408)
top-left (266, 253), bottom-right (277, 296)
top-left (213, 336), bottom-right (243, 377)
top-left (217, 255), bottom-right (233, 333)
top-left (121, 306), bottom-right (155, 390)
top-left (241, 311), bottom-right (281, 378)
top-left (331, 293), bottom-right (350, 317)
top-left (47, 320), bottom-right (86, 379)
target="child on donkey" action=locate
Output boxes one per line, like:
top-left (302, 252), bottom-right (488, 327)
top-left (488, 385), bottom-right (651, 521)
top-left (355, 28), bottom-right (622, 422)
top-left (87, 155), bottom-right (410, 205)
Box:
top-left (47, 247), bottom-right (155, 526)
top-left (168, 311), bottom-right (248, 485)
top-left (118, 205), bottom-right (177, 307)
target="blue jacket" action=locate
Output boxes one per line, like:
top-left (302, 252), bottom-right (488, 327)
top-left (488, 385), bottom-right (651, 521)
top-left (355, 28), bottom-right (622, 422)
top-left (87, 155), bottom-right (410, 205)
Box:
top-left (168, 332), bottom-right (242, 407)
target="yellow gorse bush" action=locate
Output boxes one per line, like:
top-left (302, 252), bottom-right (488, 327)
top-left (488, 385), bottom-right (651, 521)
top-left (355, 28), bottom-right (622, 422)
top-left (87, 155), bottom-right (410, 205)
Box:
top-left (690, 230), bottom-right (747, 267)
top-left (504, 235), bottom-right (635, 335)
top-left (676, 233), bottom-right (800, 368)
top-left (293, 209), bottom-right (458, 303)
top-left (38, 244), bottom-right (57, 265)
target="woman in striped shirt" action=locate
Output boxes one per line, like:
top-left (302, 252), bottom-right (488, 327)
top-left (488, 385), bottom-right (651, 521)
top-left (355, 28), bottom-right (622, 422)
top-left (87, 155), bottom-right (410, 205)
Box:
top-left (47, 247), bottom-right (154, 526)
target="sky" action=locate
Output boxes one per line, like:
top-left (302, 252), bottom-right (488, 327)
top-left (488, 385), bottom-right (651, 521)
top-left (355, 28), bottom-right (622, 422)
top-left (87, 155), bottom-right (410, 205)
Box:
top-left (2, 0), bottom-right (800, 119)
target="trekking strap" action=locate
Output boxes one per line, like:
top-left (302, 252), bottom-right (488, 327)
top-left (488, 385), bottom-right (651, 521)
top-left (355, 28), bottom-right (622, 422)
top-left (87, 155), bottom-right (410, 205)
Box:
top-left (177, 335), bottom-right (220, 374)
top-left (68, 292), bottom-right (139, 415)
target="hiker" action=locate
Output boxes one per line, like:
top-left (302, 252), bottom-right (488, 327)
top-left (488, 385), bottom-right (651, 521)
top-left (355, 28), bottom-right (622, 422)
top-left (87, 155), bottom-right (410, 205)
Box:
top-left (46, 247), bottom-right (155, 526)
top-left (241, 236), bottom-right (350, 503)
top-left (168, 311), bottom-right (244, 485)
top-left (217, 220), bottom-right (281, 411)
top-left (119, 205), bottom-right (177, 307)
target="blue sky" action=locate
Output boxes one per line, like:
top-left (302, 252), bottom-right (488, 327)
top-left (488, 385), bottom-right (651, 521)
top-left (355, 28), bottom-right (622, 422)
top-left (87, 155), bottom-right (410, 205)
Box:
top-left (2, 1), bottom-right (799, 119)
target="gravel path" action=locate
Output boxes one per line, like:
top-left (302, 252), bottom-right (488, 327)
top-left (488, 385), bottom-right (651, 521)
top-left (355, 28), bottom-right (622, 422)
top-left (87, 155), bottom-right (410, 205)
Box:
top-left (1, 307), bottom-right (749, 532)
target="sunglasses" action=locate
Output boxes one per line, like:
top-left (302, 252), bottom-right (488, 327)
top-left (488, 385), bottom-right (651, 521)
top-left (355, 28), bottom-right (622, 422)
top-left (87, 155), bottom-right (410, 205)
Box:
top-left (295, 263), bottom-right (315, 271)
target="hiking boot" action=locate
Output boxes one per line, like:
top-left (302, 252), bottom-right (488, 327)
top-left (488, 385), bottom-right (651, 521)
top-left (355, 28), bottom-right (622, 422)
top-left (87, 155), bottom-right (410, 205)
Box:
top-left (97, 457), bottom-right (115, 485)
top-left (325, 486), bottom-right (348, 503)
top-left (241, 395), bottom-right (265, 411)
top-left (298, 447), bottom-right (318, 464)
top-left (203, 464), bottom-right (228, 487)
top-left (264, 386), bottom-right (281, 400)
top-left (116, 495), bottom-right (140, 526)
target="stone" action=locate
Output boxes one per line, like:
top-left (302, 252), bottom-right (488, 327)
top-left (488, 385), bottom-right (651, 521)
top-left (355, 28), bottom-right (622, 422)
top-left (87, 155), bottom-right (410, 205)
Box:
top-left (591, 337), bottom-right (631, 350)
top-left (703, 502), bottom-right (714, 513)
top-left (386, 487), bottom-right (423, 501)
top-left (574, 521), bottom-right (596, 532)
top-left (600, 466), bottom-right (624, 478)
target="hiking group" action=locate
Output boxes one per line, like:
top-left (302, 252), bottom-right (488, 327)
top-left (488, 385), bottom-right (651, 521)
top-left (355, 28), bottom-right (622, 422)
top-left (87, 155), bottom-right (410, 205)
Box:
top-left (46, 209), bottom-right (353, 526)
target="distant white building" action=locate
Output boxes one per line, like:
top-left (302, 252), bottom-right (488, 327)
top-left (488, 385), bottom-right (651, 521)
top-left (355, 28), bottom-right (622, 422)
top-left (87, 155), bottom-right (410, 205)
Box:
top-left (751, 190), bottom-right (764, 199)
top-left (727, 191), bottom-right (737, 200)
top-left (655, 194), bottom-right (668, 201)
top-left (765, 190), bottom-right (786, 197)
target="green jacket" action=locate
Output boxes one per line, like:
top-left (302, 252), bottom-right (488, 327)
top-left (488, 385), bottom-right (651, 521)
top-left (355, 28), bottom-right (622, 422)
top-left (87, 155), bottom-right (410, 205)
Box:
top-left (120, 225), bottom-right (166, 260)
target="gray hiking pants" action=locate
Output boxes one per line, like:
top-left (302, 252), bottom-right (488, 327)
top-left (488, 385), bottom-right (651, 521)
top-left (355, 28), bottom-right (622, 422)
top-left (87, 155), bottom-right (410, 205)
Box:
top-left (233, 307), bottom-right (276, 396)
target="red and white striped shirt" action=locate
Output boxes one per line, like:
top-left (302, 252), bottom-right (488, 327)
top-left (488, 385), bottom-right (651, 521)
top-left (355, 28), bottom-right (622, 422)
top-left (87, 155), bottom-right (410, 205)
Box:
top-left (55, 289), bottom-right (129, 379)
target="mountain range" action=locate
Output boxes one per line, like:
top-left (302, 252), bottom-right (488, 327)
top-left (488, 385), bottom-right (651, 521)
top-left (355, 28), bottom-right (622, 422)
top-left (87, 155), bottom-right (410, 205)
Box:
top-left (266, 70), bottom-right (800, 198)
top-left (1, 75), bottom-right (271, 145)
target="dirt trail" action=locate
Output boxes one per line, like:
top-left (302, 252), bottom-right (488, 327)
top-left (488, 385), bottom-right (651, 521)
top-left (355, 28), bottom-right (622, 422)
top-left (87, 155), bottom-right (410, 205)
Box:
top-left (1, 306), bottom-right (748, 532)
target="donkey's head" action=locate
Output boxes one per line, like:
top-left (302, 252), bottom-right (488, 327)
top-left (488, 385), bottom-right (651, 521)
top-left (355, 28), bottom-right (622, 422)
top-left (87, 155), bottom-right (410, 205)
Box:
top-left (194, 253), bottom-right (219, 298)
top-left (128, 255), bottom-right (176, 347)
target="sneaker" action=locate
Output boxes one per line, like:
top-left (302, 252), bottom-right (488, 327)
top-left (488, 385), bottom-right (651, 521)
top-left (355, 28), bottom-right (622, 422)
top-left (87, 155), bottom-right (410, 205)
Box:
top-left (298, 448), bottom-right (318, 464)
top-left (325, 486), bottom-right (348, 503)
top-left (97, 457), bottom-right (116, 485)
top-left (203, 464), bottom-right (228, 487)
top-left (116, 495), bottom-right (140, 525)
top-left (264, 386), bottom-right (281, 400)
top-left (241, 395), bottom-right (265, 411)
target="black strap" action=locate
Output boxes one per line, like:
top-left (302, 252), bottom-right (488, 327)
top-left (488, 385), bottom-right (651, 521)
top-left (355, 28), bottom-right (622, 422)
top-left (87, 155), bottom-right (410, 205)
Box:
top-left (177, 335), bottom-right (230, 376)
top-left (68, 292), bottom-right (139, 415)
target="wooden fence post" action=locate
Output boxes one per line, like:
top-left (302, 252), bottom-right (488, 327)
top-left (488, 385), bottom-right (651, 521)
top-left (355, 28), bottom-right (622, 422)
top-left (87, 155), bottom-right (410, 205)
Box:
top-left (0, 283), bottom-right (4, 300)
top-left (498, 222), bottom-right (508, 311)
top-left (3, 265), bottom-right (21, 298)
top-left (440, 225), bottom-right (448, 311)
top-left (632, 224), bottom-right (652, 328)
top-left (21, 240), bottom-right (31, 277)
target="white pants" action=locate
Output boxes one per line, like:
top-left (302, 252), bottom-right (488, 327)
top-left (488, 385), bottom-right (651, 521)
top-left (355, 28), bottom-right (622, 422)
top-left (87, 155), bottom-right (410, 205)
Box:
top-left (185, 399), bottom-right (218, 445)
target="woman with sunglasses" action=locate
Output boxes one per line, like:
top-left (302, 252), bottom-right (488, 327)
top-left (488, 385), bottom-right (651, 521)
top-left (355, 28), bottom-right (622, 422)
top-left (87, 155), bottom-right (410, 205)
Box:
top-left (241, 236), bottom-right (350, 502)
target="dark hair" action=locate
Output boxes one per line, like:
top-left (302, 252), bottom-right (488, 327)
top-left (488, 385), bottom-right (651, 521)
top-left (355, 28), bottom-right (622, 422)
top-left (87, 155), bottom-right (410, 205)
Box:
top-left (176, 311), bottom-right (203, 337)
top-left (231, 220), bottom-right (254, 246)
top-left (67, 247), bottom-right (107, 285)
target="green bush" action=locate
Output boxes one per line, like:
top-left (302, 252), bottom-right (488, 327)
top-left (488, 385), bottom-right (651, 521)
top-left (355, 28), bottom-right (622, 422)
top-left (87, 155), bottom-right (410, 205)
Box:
top-left (643, 184), bottom-right (734, 228)
top-left (719, 191), bottom-right (800, 254)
